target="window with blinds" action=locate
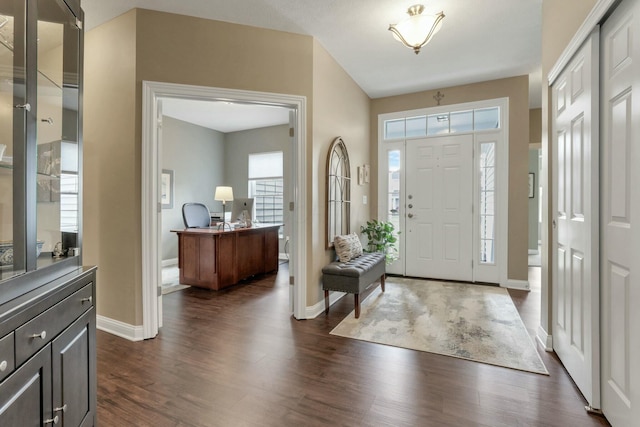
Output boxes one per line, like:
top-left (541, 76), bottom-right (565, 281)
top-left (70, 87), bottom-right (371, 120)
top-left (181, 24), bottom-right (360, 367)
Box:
top-left (248, 151), bottom-right (284, 236)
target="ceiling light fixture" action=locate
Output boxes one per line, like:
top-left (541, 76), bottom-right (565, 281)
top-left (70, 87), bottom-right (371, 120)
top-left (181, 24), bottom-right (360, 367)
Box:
top-left (389, 4), bottom-right (444, 55)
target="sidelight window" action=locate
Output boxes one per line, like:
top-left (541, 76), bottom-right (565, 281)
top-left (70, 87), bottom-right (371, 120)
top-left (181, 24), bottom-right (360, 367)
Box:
top-left (479, 142), bottom-right (496, 264)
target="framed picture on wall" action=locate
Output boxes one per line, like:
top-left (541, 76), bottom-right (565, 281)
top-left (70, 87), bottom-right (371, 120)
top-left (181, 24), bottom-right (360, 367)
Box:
top-left (528, 173), bottom-right (535, 198)
top-left (161, 169), bottom-right (174, 208)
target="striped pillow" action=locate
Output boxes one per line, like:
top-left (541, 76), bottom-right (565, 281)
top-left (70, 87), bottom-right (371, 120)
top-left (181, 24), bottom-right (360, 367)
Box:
top-left (334, 233), bottom-right (363, 263)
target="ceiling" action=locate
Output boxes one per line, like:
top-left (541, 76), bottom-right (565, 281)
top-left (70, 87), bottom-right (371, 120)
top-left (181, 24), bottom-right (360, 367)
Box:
top-left (81, 0), bottom-right (542, 133)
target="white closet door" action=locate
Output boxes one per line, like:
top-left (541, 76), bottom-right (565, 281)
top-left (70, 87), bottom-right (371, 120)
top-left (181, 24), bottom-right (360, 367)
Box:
top-left (405, 134), bottom-right (473, 281)
top-left (601, 0), bottom-right (640, 423)
top-left (551, 31), bottom-right (600, 409)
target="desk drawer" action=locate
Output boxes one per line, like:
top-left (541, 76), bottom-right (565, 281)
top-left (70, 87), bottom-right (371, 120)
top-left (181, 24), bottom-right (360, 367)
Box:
top-left (0, 332), bottom-right (14, 381)
top-left (15, 283), bottom-right (93, 366)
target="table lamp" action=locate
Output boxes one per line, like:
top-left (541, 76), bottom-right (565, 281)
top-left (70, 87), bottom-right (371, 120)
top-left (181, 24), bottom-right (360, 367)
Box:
top-left (214, 186), bottom-right (234, 231)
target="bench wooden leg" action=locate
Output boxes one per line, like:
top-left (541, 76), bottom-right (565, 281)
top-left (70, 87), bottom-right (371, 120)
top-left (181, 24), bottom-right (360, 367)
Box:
top-left (324, 290), bottom-right (330, 314)
top-left (381, 274), bottom-right (386, 292)
top-left (354, 294), bottom-right (360, 318)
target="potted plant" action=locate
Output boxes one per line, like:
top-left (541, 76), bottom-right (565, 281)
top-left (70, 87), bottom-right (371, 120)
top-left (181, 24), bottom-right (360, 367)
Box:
top-left (360, 219), bottom-right (400, 264)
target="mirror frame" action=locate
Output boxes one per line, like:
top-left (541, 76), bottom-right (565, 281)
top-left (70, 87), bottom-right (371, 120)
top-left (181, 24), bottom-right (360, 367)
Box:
top-left (325, 136), bottom-right (351, 249)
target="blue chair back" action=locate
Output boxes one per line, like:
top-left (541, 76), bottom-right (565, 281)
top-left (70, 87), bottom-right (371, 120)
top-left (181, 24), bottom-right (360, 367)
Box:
top-left (182, 203), bottom-right (211, 228)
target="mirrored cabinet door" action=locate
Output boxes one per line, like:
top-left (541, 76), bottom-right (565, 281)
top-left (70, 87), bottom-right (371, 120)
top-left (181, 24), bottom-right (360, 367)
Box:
top-left (0, 0), bottom-right (82, 284)
top-left (0, 1), bottom-right (26, 280)
top-left (36, 0), bottom-right (80, 269)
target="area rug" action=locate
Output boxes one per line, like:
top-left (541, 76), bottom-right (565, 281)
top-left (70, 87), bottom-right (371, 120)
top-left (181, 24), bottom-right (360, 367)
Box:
top-left (330, 277), bottom-right (548, 375)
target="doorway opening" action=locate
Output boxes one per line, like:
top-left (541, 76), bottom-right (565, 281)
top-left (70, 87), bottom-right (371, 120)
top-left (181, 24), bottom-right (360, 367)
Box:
top-left (142, 82), bottom-right (308, 339)
top-left (377, 98), bottom-right (510, 286)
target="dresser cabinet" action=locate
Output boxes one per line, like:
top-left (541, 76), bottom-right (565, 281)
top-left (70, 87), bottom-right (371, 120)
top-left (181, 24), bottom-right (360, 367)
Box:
top-left (0, 267), bottom-right (96, 426)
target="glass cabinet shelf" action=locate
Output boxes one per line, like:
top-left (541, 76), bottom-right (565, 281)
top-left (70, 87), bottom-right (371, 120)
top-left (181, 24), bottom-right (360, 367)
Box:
top-left (0, 0), bottom-right (83, 284)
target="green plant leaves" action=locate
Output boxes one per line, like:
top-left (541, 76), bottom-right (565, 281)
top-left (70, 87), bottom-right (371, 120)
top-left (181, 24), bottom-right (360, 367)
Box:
top-left (360, 219), bottom-right (400, 264)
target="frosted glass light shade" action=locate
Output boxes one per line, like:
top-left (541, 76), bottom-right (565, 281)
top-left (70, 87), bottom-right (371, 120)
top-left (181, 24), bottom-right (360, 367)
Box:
top-left (214, 186), bottom-right (234, 202)
top-left (389, 4), bottom-right (444, 54)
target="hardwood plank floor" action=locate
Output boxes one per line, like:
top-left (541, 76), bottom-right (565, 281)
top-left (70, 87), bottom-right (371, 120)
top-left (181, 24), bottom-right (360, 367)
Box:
top-left (97, 265), bottom-right (610, 426)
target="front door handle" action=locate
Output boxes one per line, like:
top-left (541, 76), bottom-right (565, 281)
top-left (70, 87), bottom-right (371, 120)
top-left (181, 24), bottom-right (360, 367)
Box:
top-left (408, 213), bottom-right (414, 218)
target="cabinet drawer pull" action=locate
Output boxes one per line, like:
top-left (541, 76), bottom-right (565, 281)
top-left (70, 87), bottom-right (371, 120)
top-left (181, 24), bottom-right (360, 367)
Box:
top-left (0, 360), bottom-right (7, 372)
top-left (44, 415), bottom-right (59, 424)
top-left (54, 404), bottom-right (67, 413)
top-left (81, 296), bottom-right (93, 304)
top-left (30, 330), bottom-right (47, 340)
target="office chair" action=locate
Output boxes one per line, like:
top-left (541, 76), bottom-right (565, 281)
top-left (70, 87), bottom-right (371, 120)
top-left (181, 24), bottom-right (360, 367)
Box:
top-left (182, 203), bottom-right (211, 228)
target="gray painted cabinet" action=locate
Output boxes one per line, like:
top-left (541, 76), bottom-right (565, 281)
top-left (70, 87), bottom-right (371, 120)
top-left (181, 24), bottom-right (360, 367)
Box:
top-left (0, 268), bottom-right (96, 426)
top-left (0, 1), bottom-right (93, 424)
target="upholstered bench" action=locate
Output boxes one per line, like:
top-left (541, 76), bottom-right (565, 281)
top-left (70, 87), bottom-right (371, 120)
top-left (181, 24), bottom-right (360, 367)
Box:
top-left (322, 251), bottom-right (386, 318)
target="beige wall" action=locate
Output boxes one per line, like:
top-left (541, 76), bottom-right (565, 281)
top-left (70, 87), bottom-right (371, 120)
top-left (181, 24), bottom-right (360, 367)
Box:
top-left (370, 76), bottom-right (530, 281)
top-left (85, 9), bottom-right (315, 325)
top-left (530, 108), bottom-right (542, 144)
top-left (84, 11), bottom-right (138, 324)
top-left (84, 9), bottom-right (371, 323)
top-left (311, 39), bottom-right (371, 306)
top-left (539, 0), bottom-right (597, 334)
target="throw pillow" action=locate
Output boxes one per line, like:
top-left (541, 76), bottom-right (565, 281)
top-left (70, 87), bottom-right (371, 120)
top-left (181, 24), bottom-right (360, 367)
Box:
top-left (334, 233), bottom-right (363, 262)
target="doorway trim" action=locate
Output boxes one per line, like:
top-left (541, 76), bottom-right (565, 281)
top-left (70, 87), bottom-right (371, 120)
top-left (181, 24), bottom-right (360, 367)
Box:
top-left (141, 81), bottom-right (308, 339)
top-left (377, 98), bottom-right (510, 287)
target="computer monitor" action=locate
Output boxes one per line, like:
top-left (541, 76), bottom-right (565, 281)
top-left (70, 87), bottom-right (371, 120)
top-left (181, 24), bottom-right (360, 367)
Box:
top-left (230, 198), bottom-right (254, 224)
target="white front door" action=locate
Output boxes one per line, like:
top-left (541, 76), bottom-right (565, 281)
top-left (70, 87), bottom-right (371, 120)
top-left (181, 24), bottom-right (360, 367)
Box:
top-left (551, 31), bottom-right (600, 408)
top-left (405, 135), bottom-right (473, 281)
top-left (601, 0), bottom-right (640, 423)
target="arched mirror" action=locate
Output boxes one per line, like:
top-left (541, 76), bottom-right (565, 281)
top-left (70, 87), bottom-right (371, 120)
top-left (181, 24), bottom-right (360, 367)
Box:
top-left (326, 137), bottom-right (351, 248)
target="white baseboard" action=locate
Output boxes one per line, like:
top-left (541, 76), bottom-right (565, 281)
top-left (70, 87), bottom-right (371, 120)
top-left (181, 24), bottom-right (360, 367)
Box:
top-left (537, 325), bottom-right (553, 351)
top-left (97, 315), bottom-right (145, 342)
top-left (162, 258), bottom-right (178, 268)
top-left (278, 252), bottom-right (289, 261)
top-left (306, 291), bottom-right (346, 319)
top-left (502, 279), bottom-right (530, 291)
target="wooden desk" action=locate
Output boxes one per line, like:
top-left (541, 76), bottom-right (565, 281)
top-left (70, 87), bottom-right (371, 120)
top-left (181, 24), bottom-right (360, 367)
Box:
top-left (171, 224), bottom-right (280, 290)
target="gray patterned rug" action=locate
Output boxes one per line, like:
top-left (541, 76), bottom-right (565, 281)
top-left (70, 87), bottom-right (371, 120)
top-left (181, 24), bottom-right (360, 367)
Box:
top-left (330, 277), bottom-right (548, 375)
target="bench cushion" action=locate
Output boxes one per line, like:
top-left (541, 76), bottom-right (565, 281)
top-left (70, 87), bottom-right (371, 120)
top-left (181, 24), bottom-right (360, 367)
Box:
top-left (322, 252), bottom-right (385, 295)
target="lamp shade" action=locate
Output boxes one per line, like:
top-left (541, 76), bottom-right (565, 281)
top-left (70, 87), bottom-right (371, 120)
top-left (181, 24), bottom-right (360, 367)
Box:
top-left (214, 186), bottom-right (234, 202)
top-left (389, 4), bottom-right (444, 54)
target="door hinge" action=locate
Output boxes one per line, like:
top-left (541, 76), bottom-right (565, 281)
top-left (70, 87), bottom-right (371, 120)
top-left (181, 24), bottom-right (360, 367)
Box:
top-left (289, 201), bottom-right (294, 211)
top-left (75, 18), bottom-right (83, 30)
top-left (289, 276), bottom-right (295, 285)
top-left (157, 286), bottom-right (162, 297)
top-left (289, 127), bottom-right (294, 137)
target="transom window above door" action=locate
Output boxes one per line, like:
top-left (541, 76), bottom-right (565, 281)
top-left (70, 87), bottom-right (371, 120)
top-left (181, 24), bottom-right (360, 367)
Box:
top-left (384, 106), bottom-right (501, 139)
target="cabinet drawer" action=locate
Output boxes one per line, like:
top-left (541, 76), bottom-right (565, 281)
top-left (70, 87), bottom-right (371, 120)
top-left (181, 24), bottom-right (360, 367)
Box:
top-left (15, 283), bottom-right (93, 366)
top-left (0, 332), bottom-right (14, 382)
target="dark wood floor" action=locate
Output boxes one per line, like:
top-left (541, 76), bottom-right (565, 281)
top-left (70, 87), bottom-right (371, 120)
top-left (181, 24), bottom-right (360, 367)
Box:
top-left (96, 265), bottom-right (610, 426)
